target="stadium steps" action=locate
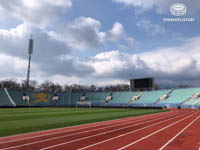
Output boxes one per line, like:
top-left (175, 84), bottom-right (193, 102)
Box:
top-left (154, 89), bottom-right (174, 104)
top-left (0, 90), bottom-right (14, 107)
top-left (183, 98), bottom-right (200, 105)
top-left (195, 100), bottom-right (200, 106)
top-left (125, 91), bottom-right (143, 106)
top-left (180, 93), bottom-right (200, 105)
top-left (8, 91), bottom-right (27, 106)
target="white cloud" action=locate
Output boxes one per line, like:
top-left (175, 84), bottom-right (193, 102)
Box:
top-left (107, 22), bottom-right (124, 42)
top-left (0, 21), bottom-right (200, 87)
top-left (0, 0), bottom-right (199, 88)
top-left (90, 51), bottom-right (130, 76)
top-left (0, 53), bottom-right (40, 79)
top-left (0, 0), bottom-right (72, 28)
top-left (51, 75), bottom-right (83, 85)
top-left (0, 23), bottom-right (31, 38)
top-left (87, 37), bottom-right (200, 86)
top-left (0, 23), bottom-right (70, 59)
top-left (48, 17), bottom-right (106, 50)
top-left (48, 17), bottom-right (137, 50)
top-left (113, 0), bottom-right (156, 10)
top-left (95, 79), bottom-right (129, 86)
top-left (106, 22), bottom-right (137, 48)
top-left (137, 18), bottom-right (165, 36)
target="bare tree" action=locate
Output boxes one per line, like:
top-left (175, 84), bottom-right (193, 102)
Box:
top-left (178, 84), bottom-right (191, 88)
top-left (154, 84), bottom-right (160, 90)
top-left (21, 80), bottom-right (38, 91)
top-left (0, 79), bottom-right (20, 90)
top-left (39, 80), bottom-right (53, 92)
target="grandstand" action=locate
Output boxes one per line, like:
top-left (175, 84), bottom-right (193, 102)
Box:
top-left (109, 92), bottom-right (136, 106)
top-left (133, 90), bottom-right (170, 104)
top-left (183, 98), bottom-right (200, 105)
top-left (0, 87), bottom-right (200, 108)
top-left (158, 88), bottom-right (200, 106)
top-left (86, 92), bottom-right (109, 104)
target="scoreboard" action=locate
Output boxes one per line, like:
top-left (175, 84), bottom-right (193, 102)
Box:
top-left (130, 77), bottom-right (154, 91)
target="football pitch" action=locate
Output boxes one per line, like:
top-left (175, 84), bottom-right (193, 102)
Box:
top-left (0, 108), bottom-right (166, 137)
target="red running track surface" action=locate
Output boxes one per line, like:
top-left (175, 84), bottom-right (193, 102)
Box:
top-left (0, 109), bottom-right (199, 150)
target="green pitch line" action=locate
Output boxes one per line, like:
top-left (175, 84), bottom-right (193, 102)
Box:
top-left (0, 108), bottom-right (166, 137)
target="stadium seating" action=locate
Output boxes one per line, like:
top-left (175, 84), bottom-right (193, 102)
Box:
top-left (69, 92), bottom-right (83, 105)
top-left (134, 90), bottom-right (170, 104)
top-left (85, 92), bottom-right (110, 107)
top-left (8, 91), bottom-right (27, 106)
top-left (3, 91), bottom-right (69, 106)
top-left (196, 102), bottom-right (200, 106)
top-left (0, 87), bottom-right (200, 108)
top-left (183, 98), bottom-right (200, 105)
top-left (110, 92), bottom-right (136, 104)
top-left (85, 92), bottom-right (109, 103)
top-left (159, 88), bottom-right (200, 104)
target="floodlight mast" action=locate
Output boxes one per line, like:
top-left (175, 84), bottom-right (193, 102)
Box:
top-left (25, 35), bottom-right (34, 93)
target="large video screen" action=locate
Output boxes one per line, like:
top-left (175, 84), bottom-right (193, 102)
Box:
top-left (130, 78), bottom-right (154, 90)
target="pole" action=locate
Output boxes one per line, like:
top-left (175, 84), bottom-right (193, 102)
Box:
top-left (25, 36), bottom-right (34, 93)
top-left (26, 54), bottom-right (32, 92)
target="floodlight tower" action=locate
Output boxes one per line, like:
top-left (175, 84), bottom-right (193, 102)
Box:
top-left (25, 35), bottom-right (34, 92)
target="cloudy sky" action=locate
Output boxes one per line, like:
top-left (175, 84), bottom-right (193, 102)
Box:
top-left (0, 0), bottom-right (200, 87)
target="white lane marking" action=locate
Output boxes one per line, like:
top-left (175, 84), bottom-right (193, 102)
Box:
top-left (78, 112), bottom-right (189, 150)
top-left (0, 110), bottom-right (173, 145)
top-left (199, 142), bottom-right (200, 150)
top-left (159, 113), bottom-right (200, 150)
top-left (2, 112), bottom-right (179, 150)
top-left (39, 112), bottom-right (187, 150)
top-left (118, 112), bottom-right (198, 150)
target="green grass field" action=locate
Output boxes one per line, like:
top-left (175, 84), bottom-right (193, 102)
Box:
top-left (0, 108), bottom-right (166, 137)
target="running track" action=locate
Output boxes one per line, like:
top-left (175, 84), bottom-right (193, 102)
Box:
top-left (0, 109), bottom-right (200, 150)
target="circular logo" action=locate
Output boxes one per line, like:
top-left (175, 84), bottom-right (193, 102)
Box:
top-left (170, 3), bottom-right (187, 16)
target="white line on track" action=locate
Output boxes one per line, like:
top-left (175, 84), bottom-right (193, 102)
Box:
top-left (39, 112), bottom-right (188, 150)
top-left (118, 111), bottom-right (198, 150)
top-left (159, 113), bottom-right (200, 150)
top-left (78, 112), bottom-right (190, 150)
top-left (2, 111), bottom-right (179, 150)
top-left (0, 111), bottom-right (173, 145)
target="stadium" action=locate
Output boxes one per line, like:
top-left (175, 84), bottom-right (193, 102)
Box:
top-left (0, 76), bottom-right (200, 150)
top-left (0, 0), bottom-right (200, 150)
top-left (1, 79), bottom-right (200, 109)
